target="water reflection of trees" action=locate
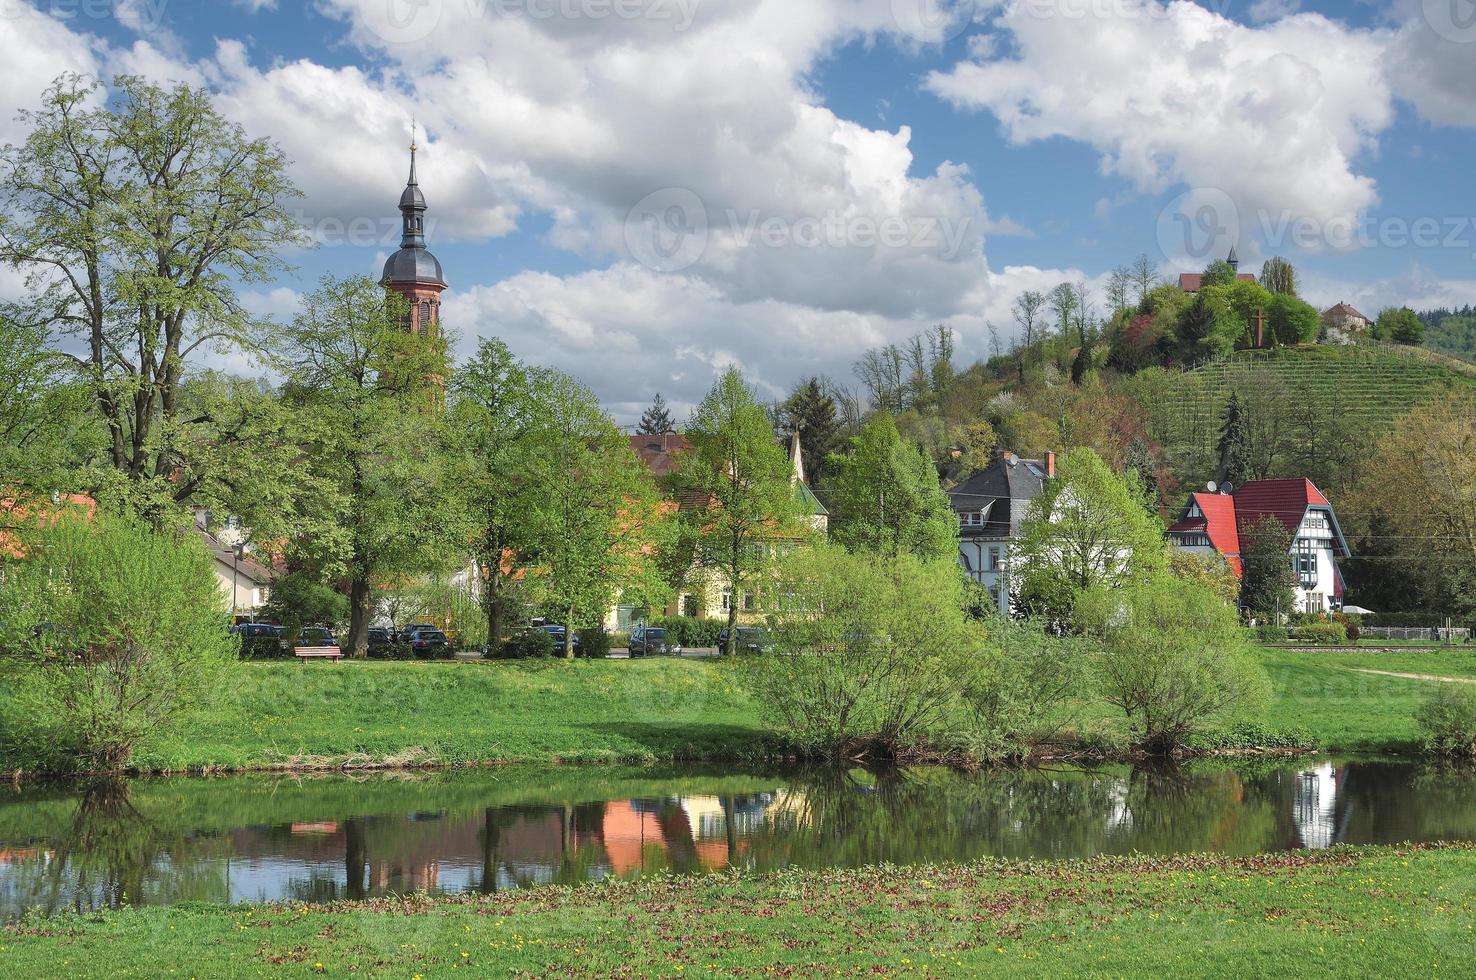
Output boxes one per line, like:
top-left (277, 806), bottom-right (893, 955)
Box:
top-left (738, 764), bottom-right (1284, 867)
top-left (1, 780), bottom-right (228, 915)
top-left (6, 761), bottom-right (1476, 916)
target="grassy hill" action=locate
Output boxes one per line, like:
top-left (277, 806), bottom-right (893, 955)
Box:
top-left (1132, 343), bottom-right (1476, 487)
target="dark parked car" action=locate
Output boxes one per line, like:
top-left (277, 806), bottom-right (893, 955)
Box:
top-left (297, 626), bottom-right (338, 648)
top-left (717, 627), bottom-right (772, 654)
top-left (627, 626), bottom-right (675, 657)
top-left (367, 627), bottom-right (398, 655)
top-left (410, 628), bottom-right (449, 657)
top-left (539, 624), bottom-right (579, 654)
top-left (232, 622), bottom-right (286, 658)
top-left (400, 623), bottom-right (438, 641)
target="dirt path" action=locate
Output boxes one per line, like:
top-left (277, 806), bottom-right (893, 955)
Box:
top-left (1345, 667), bottom-right (1476, 685)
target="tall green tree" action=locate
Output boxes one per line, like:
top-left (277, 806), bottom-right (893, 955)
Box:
top-left (1125, 437), bottom-right (1159, 510)
top-left (1238, 515), bottom-right (1297, 619)
top-left (447, 339), bottom-right (544, 656)
top-left (677, 368), bottom-right (806, 655)
top-left (637, 393), bottom-right (675, 435)
top-left (780, 378), bottom-right (842, 485)
top-left (521, 374), bottom-right (671, 658)
top-left (0, 74), bottom-right (299, 517)
top-left (1267, 293), bottom-right (1320, 346)
top-left (1259, 257), bottom-right (1298, 296)
top-left (1200, 259), bottom-right (1238, 290)
top-left (824, 415), bottom-right (958, 562)
top-left (1014, 449), bottom-right (1169, 621)
top-left (1216, 392), bottom-right (1252, 487)
top-left (272, 275), bottom-right (450, 658)
top-left (1374, 307), bottom-right (1425, 345)
top-left (1049, 282), bottom-right (1079, 343)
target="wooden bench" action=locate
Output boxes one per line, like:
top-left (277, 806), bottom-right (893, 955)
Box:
top-left (294, 646), bottom-right (343, 662)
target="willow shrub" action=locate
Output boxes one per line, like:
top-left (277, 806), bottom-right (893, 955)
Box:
top-left (1075, 575), bottom-right (1271, 755)
top-left (0, 514), bottom-right (235, 772)
top-left (1416, 685), bottom-right (1476, 759)
top-left (743, 546), bottom-right (988, 760)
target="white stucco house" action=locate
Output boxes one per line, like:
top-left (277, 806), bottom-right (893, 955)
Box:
top-left (1167, 479), bottom-right (1350, 614)
top-left (946, 450), bottom-right (1055, 614)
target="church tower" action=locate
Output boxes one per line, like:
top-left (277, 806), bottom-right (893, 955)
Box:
top-left (381, 135), bottom-right (447, 334)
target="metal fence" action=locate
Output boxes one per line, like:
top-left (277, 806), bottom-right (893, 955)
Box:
top-left (1361, 626), bottom-right (1472, 643)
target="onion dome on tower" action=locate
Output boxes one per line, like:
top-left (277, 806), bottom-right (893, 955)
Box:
top-left (381, 134), bottom-right (447, 335)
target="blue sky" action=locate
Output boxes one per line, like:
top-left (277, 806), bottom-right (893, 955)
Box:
top-left (3, 0), bottom-right (1474, 420)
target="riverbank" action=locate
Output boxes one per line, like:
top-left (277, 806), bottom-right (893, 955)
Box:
top-left (2, 648), bottom-right (1471, 777)
top-left (4, 843), bottom-right (1473, 976)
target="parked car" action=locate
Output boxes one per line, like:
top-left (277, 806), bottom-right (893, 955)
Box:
top-left (539, 624), bottom-right (580, 654)
top-left (627, 626), bottom-right (676, 657)
top-left (366, 627), bottom-right (398, 656)
top-left (410, 628), bottom-right (450, 658)
top-left (297, 626), bottom-right (338, 648)
top-left (717, 627), bottom-right (772, 654)
top-left (399, 623), bottom-right (439, 641)
top-left (232, 622), bottom-right (286, 658)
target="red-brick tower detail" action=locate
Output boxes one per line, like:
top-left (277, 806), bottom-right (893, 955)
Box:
top-left (380, 139), bottom-right (447, 335)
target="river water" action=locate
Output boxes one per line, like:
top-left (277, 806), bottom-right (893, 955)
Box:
top-left (2, 757), bottom-right (1473, 917)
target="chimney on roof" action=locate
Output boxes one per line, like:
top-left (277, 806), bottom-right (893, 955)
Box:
top-left (1001, 450), bottom-right (1016, 466)
top-left (790, 427), bottom-right (805, 485)
top-left (1045, 450), bottom-right (1056, 479)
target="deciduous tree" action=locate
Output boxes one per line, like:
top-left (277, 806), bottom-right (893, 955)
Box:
top-left (1014, 449), bottom-right (1168, 621)
top-left (824, 415), bottom-right (958, 562)
top-left (0, 74), bottom-right (299, 517)
top-left (271, 275), bottom-right (451, 658)
top-left (677, 368), bottom-right (807, 655)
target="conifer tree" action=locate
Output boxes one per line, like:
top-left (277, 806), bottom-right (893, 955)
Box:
top-left (637, 393), bottom-right (675, 435)
top-left (1217, 392), bottom-right (1252, 487)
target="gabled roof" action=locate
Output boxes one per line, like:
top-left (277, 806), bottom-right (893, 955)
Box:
top-left (1167, 492), bottom-right (1243, 577)
top-left (947, 455), bottom-right (1049, 538)
top-left (195, 527), bottom-right (277, 584)
top-left (1178, 272), bottom-right (1258, 293)
top-left (1324, 301), bottom-right (1370, 322)
top-left (1232, 479), bottom-right (1329, 537)
top-left (629, 433), bottom-right (690, 477)
top-left (1168, 478), bottom-right (1349, 574)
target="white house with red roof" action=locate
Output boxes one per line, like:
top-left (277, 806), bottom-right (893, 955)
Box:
top-left (1167, 479), bottom-right (1351, 614)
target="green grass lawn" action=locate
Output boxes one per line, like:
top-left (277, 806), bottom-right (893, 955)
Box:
top-left (0, 658), bottom-right (779, 775)
top-left (3, 646), bottom-right (1472, 775)
top-left (4, 844), bottom-right (1473, 978)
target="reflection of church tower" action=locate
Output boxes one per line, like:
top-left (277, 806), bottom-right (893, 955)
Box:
top-left (381, 135), bottom-right (447, 335)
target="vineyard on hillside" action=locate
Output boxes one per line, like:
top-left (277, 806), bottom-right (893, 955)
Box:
top-left (1128, 343), bottom-right (1476, 489)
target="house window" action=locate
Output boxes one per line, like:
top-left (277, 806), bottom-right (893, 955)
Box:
top-left (742, 591), bottom-right (756, 613)
top-left (1295, 538), bottom-right (1318, 589)
top-left (682, 595), bottom-right (700, 618)
top-left (988, 547), bottom-right (1001, 572)
top-left (721, 590), bottom-right (732, 613)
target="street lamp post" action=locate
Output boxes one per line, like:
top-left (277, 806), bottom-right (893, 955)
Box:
top-left (232, 543), bottom-right (245, 622)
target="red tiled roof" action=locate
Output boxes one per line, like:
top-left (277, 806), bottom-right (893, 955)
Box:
top-left (1168, 492), bottom-right (1243, 577)
top-left (1232, 479), bottom-right (1327, 538)
top-left (1169, 478), bottom-right (1343, 578)
top-left (629, 433), bottom-right (689, 477)
top-left (1178, 272), bottom-right (1258, 292)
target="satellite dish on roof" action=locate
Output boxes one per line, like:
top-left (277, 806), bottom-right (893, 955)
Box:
top-left (1206, 481), bottom-right (1218, 493)
top-left (1221, 482), bottom-right (1235, 495)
